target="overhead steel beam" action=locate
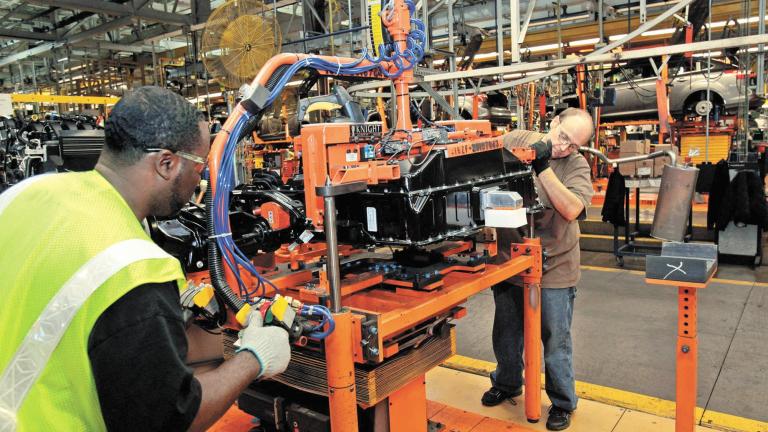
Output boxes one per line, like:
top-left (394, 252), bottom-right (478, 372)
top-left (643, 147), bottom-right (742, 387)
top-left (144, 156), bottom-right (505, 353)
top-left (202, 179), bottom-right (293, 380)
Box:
top-left (428, 0), bottom-right (447, 15)
top-left (349, 33), bottom-right (768, 98)
top-left (73, 40), bottom-right (153, 53)
top-left (0, 29), bottom-right (57, 41)
top-left (25, 0), bottom-right (192, 25)
top-left (0, 16), bottom-right (133, 67)
top-left (440, 0), bottom-right (694, 85)
top-left (518, 0), bottom-right (536, 44)
top-left (133, 0), bottom-right (153, 10)
top-left (0, 3), bottom-right (27, 24)
top-left (415, 81), bottom-right (461, 119)
top-left (0, 42), bottom-right (62, 68)
top-left (303, 0), bottom-right (330, 34)
top-left (141, 22), bottom-right (205, 44)
top-left (71, 16), bottom-right (133, 42)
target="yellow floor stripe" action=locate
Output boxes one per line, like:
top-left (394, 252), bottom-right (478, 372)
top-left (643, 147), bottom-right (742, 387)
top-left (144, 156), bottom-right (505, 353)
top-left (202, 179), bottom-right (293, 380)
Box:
top-left (580, 233), bottom-right (661, 242)
top-left (583, 217), bottom-right (708, 229)
top-left (579, 264), bottom-right (768, 287)
top-left (442, 355), bottom-right (768, 432)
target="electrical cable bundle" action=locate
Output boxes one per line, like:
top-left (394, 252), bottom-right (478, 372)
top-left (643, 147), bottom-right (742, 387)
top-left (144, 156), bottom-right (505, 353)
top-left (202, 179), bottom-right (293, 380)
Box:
top-left (210, 115), bottom-right (337, 338)
top-left (300, 304), bottom-right (336, 339)
top-left (257, 0), bottom-right (426, 111)
top-left (211, 113), bottom-right (278, 303)
top-left (208, 0), bottom-right (428, 338)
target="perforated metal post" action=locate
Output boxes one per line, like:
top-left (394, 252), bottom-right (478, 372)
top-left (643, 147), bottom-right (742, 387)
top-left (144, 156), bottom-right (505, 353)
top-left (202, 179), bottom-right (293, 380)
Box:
top-left (675, 286), bottom-right (698, 432)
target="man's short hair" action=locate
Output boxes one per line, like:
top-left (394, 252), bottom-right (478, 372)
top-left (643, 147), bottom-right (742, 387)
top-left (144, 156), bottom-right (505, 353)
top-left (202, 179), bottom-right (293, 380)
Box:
top-left (557, 108), bottom-right (595, 141)
top-left (104, 86), bottom-right (204, 164)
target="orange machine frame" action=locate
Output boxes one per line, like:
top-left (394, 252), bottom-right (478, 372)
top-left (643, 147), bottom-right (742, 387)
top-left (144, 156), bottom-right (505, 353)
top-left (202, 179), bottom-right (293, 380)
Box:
top-left (201, 0), bottom-right (543, 428)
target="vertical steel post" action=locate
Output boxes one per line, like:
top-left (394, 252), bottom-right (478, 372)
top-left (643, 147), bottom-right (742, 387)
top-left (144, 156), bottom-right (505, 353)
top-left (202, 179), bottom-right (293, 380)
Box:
top-left (598, 0), bottom-right (604, 42)
top-left (448, 0), bottom-right (458, 112)
top-left (757, 0), bottom-right (765, 97)
top-left (324, 194), bottom-right (343, 313)
top-left (496, 0), bottom-right (504, 66)
top-left (422, 0), bottom-right (430, 52)
top-left (555, 0), bottom-right (563, 59)
top-left (509, 0), bottom-right (520, 63)
top-left (348, 0), bottom-right (354, 53)
top-left (705, 0), bottom-right (712, 160)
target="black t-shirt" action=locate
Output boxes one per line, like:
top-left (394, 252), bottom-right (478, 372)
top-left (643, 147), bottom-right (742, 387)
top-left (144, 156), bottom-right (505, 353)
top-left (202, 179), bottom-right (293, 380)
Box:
top-left (88, 282), bottom-right (202, 431)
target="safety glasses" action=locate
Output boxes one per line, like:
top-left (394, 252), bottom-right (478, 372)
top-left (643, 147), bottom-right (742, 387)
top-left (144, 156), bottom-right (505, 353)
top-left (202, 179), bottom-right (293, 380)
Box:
top-left (143, 147), bottom-right (207, 174)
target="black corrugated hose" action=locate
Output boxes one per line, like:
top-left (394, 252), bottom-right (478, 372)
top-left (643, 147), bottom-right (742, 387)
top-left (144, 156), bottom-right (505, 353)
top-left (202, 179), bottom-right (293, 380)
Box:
top-left (205, 186), bottom-right (245, 312)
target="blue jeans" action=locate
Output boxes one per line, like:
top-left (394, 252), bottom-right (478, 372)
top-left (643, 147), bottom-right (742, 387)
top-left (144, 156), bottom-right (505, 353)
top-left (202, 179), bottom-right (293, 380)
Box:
top-left (489, 282), bottom-right (578, 411)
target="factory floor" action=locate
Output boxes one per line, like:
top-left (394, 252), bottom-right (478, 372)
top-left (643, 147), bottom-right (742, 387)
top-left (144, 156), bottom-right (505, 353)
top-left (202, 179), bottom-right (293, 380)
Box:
top-left (212, 366), bottom-right (717, 432)
top-left (451, 251), bottom-right (768, 432)
top-left (210, 252), bottom-right (767, 432)
top-left (426, 366), bottom-right (716, 432)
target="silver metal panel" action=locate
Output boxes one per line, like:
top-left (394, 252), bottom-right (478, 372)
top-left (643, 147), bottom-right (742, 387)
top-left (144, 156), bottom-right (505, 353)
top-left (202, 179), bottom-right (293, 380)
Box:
top-left (651, 165), bottom-right (699, 242)
top-left (718, 223), bottom-right (759, 257)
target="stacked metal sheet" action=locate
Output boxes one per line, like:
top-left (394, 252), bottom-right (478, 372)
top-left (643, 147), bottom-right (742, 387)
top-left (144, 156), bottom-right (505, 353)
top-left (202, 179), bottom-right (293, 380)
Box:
top-left (224, 328), bottom-right (456, 407)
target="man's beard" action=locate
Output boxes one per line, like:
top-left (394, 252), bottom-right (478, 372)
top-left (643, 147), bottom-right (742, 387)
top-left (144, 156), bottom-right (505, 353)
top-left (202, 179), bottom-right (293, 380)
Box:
top-left (151, 174), bottom-right (189, 218)
top-left (168, 174), bottom-right (189, 217)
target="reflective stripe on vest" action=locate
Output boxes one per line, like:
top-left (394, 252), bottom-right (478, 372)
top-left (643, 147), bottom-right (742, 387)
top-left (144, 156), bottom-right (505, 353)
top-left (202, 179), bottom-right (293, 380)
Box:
top-left (0, 239), bottom-right (173, 432)
top-left (0, 175), bottom-right (50, 217)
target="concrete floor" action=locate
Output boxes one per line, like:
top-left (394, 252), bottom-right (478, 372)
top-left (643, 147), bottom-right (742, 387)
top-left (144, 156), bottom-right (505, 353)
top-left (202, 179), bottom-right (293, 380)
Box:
top-left (426, 367), bottom-right (715, 432)
top-left (454, 251), bottom-right (768, 423)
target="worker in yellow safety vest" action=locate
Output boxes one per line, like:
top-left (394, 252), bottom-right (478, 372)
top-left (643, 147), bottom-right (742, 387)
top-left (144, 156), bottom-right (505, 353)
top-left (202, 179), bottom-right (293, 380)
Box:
top-left (0, 86), bottom-right (291, 432)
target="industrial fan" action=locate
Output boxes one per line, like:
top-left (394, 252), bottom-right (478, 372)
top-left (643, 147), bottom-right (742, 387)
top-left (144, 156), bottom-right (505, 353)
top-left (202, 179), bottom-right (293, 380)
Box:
top-left (201, 0), bottom-right (282, 89)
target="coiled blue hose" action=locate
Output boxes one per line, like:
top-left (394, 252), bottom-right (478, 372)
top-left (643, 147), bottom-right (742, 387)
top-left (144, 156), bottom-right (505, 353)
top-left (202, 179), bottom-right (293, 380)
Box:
top-left (211, 1), bottom-right (427, 337)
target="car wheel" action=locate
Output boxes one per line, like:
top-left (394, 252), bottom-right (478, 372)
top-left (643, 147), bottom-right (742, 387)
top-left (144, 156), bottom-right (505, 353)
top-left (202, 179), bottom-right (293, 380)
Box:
top-left (683, 91), bottom-right (724, 117)
top-left (694, 100), bottom-right (713, 116)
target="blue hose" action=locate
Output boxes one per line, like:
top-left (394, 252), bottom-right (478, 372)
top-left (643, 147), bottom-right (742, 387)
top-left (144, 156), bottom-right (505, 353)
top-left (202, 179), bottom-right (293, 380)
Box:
top-left (211, 1), bottom-right (426, 334)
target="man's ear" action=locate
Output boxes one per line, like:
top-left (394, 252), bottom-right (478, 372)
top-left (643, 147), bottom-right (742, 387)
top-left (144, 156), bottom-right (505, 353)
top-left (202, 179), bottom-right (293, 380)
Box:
top-left (550, 115), bottom-right (561, 130)
top-left (152, 150), bottom-right (177, 181)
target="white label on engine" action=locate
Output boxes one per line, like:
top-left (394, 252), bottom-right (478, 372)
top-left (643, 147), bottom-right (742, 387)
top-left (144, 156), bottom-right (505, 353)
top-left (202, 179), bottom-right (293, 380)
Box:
top-left (346, 151), bottom-right (358, 162)
top-left (485, 208), bottom-right (528, 228)
top-left (366, 207), bottom-right (378, 232)
top-left (299, 230), bottom-right (314, 243)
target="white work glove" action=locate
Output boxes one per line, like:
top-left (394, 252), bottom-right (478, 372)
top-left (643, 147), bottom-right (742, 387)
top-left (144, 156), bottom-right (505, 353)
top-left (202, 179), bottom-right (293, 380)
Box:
top-left (236, 311), bottom-right (291, 379)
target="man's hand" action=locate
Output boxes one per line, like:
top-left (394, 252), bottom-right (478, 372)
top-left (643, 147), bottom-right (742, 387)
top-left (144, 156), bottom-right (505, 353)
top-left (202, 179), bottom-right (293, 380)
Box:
top-left (236, 311), bottom-right (291, 379)
top-left (530, 139), bottom-right (552, 175)
top-left (190, 311), bottom-right (292, 432)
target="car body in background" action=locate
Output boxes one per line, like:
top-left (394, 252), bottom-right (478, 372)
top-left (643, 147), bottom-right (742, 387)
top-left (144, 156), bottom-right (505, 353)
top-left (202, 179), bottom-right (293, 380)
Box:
top-left (563, 67), bottom-right (765, 119)
top-left (457, 91), bottom-right (515, 126)
top-left (366, 90), bottom-right (516, 127)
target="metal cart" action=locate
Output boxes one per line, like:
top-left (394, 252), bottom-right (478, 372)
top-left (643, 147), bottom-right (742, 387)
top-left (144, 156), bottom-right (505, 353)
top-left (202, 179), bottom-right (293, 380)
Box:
top-left (579, 147), bottom-right (686, 267)
top-left (613, 177), bottom-right (693, 266)
top-left (714, 152), bottom-right (764, 267)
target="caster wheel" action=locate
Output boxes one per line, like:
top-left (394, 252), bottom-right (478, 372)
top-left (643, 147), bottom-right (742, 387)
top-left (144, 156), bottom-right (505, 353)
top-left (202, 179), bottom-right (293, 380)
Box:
top-left (615, 256), bottom-right (625, 267)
